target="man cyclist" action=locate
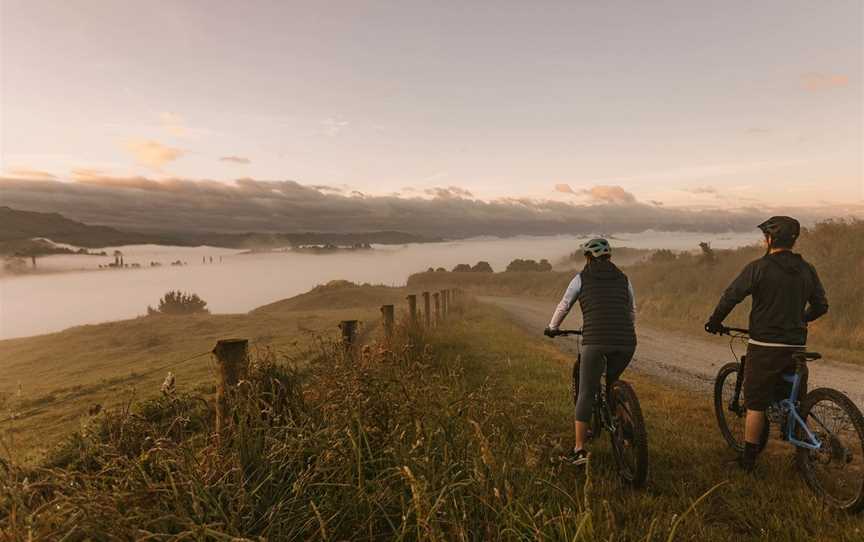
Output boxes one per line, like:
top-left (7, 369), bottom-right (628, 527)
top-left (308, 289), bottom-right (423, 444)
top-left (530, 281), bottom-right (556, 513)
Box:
top-left (544, 238), bottom-right (637, 466)
top-left (704, 216), bottom-right (828, 471)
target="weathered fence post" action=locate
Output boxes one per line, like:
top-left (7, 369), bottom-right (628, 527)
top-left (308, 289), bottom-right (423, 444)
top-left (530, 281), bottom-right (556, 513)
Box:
top-left (339, 320), bottom-right (359, 353)
top-left (423, 291), bottom-right (432, 328)
top-left (406, 294), bottom-right (418, 325)
top-left (441, 290), bottom-right (448, 318)
top-left (213, 338), bottom-right (249, 435)
top-left (433, 292), bottom-right (441, 325)
top-left (381, 304), bottom-right (395, 341)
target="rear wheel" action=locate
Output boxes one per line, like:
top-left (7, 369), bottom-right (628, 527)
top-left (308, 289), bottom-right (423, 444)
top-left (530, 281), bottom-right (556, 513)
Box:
top-left (796, 388), bottom-right (864, 512)
top-left (714, 362), bottom-right (768, 453)
top-left (608, 380), bottom-right (648, 488)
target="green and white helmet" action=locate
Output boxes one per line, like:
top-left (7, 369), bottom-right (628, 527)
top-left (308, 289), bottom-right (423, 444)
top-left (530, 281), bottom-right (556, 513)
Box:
top-left (580, 238), bottom-right (612, 258)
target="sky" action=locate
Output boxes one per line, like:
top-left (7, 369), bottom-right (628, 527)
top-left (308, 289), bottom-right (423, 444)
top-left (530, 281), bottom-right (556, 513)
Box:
top-left (0, 0), bottom-right (862, 233)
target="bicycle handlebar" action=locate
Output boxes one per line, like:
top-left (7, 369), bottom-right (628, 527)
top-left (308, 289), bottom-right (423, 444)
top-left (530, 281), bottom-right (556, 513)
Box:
top-left (549, 329), bottom-right (582, 337)
top-left (722, 326), bottom-right (749, 336)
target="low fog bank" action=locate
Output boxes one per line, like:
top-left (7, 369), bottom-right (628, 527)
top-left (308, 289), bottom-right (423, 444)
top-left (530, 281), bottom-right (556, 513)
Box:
top-left (3, 177), bottom-right (859, 239)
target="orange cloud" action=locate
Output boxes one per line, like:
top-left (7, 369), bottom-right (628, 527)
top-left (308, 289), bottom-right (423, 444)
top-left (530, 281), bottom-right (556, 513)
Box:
top-left (554, 183), bottom-right (576, 194)
top-left (584, 185), bottom-right (636, 204)
top-left (801, 73), bottom-right (850, 91)
top-left (124, 140), bottom-right (185, 170)
top-left (3, 168), bottom-right (56, 181)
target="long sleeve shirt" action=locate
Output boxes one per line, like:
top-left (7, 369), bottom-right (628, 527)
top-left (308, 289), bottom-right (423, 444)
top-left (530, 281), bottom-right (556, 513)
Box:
top-left (548, 273), bottom-right (636, 330)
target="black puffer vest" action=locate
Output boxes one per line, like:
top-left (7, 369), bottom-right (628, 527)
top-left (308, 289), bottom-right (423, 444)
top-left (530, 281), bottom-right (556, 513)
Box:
top-left (579, 260), bottom-right (636, 346)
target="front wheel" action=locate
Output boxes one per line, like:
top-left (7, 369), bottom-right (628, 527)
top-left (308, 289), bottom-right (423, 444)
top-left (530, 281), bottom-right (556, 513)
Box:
top-left (714, 362), bottom-right (768, 453)
top-left (608, 380), bottom-right (648, 488)
top-left (796, 387), bottom-right (864, 512)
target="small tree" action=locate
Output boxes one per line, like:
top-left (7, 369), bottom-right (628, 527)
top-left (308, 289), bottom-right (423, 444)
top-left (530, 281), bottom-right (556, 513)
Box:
top-left (472, 261), bottom-right (493, 273)
top-left (699, 242), bottom-right (716, 265)
top-left (650, 249), bottom-right (677, 263)
top-left (452, 263), bottom-right (473, 272)
top-left (148, 291), bottom-right (209, 315)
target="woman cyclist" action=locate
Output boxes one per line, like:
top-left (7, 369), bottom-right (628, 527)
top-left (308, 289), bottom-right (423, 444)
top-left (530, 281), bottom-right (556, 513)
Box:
top-left (544, 238), bottom-right (637, 465)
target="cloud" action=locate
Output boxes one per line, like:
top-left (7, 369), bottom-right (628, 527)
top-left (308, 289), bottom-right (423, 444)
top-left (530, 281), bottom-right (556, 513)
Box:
top-left (124, 140), bottom-right (185, 170)
top-left (4, 175), bottom-right (854, 239)
top-left (424, 186), bottom-right (474, 199)
top-left (801, 73), bottom-right (850, 91)
top-left (583, 185), bottom-right (637, 204)
top-left (322, 117), bottom-right (349, 137)
top-left (159, 112), bottom-right (187, 137)
top-left (686, 186), bottom-right (719, 195)
top-left (220, 156), bottom-right (251, 165)
top-left (2, 168), bottom-right (56, 181)
top-left (745, 128), bottom-right (771, 135)
top-left (554, 183), bottom-right (576, 194)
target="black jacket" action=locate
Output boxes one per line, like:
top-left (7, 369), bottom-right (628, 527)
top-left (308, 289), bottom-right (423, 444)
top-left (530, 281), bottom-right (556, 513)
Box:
top-left (580, 261), bottom-right (637, 346)
top-left (709, 251), bottom-right (828, 345)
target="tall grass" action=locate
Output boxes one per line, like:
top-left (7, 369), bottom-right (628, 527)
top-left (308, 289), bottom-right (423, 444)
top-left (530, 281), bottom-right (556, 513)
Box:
top-left (3, 302), bottom-right (861, 539)
top-left (1, 307), bottom-right (712, 541)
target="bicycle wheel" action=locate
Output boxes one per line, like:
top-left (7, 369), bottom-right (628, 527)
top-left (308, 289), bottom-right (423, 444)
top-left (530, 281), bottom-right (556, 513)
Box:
top-left (714, 362), bottom-right (768, 453)
top-left (795, 387), bottom-right (864, 512)
top-left (608, 380), bottom-right (648, 487)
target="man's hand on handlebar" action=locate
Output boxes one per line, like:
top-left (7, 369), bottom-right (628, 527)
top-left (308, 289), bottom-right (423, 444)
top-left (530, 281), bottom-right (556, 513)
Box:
top-left (543, 326), bottom-right (557, 338)
top-left (704, 319), bottom-right (724, 335)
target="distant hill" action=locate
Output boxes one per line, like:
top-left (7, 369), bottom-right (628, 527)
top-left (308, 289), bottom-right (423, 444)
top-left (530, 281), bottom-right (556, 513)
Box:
top-left (0, 206), bottom-right (439, 254)
top-left (0, 206), bottom-right (161, 248)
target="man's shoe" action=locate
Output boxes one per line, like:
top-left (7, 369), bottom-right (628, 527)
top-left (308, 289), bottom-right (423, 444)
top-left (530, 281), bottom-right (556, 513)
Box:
top-left (562, 448), bottom-right (590, 466)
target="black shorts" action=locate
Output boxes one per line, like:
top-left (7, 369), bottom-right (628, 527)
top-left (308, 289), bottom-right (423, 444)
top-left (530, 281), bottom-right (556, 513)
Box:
top-left (743, 343), bottom-right (804, 411)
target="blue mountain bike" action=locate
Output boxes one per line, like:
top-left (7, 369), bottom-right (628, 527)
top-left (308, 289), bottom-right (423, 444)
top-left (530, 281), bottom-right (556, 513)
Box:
top-left (713, 327), bottom-right (864, 512)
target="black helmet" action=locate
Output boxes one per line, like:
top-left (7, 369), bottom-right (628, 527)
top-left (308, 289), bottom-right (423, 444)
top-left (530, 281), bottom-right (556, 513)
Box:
top-left (757, 216), bottom-right (800, 244)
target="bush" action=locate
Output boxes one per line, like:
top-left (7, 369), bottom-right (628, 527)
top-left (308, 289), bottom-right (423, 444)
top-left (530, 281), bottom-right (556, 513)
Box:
top-left (505, 258), bottom-right (552, 272)
top-left (452, 263), bottom-right (473, 272)
top-left (147, 290), bottom-right (209, 315)
top-left (471, 261), bottom-right (493, 273)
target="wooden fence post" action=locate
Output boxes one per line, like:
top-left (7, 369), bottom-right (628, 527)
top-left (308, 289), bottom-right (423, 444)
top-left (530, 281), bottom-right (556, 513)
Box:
top-left (339, 320), bottom-right (359, 353)
top-left (381, 304), bottom-right (394, 341)
top-left (406, 294), bottom-right (417, 325)
top-left (441, 289), bottom-right (448, 318)
top-left (213, 338), bottom-right (249, 435)
top-left (433, 292), bottom-right (441, 325)
top-left (423, 292), bottom-right (431, 328)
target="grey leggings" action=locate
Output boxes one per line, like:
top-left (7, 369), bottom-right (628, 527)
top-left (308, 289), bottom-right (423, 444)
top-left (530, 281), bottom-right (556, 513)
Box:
top-left (574, 345), bottom-right (636, 422)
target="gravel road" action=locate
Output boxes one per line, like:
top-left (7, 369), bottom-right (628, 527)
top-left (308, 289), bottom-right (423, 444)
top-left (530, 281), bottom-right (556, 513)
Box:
top-left (480, 295), bottom-right (864, 409)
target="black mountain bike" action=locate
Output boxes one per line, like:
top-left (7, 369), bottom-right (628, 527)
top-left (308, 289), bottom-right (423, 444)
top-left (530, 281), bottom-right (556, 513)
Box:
top-left (713, 327), bottom-right (864, 512)
top-left (550, 329), bottom-right (648, 487)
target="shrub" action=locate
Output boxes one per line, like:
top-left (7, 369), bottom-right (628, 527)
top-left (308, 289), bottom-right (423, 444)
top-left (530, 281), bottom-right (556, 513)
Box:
top-left (147, 290), bottom-right (209, 315)
top-left (471, 261), bottom-right (493, 273)
top-left (452, 263), bottom-right (473, 272)
top-left (505, 258), bottom-right (552, 272)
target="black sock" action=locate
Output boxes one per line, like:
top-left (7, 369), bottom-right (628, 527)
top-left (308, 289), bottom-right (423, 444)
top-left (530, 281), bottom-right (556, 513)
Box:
top-left (741, 442), bottom-right (760, 470)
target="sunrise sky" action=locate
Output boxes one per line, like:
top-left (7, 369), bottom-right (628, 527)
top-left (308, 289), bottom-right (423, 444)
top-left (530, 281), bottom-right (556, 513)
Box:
top-left (1, 0), bottom-right (862, 211)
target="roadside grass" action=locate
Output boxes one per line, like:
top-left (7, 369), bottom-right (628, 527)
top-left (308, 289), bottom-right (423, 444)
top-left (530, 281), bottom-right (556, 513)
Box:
top-left (0, 283), bottom-right (397, 462)
top-left (3, 300), bottom-right (861, 540)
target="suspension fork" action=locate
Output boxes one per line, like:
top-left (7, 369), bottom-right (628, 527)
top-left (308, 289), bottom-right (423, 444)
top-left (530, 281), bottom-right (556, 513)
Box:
top-left (730, 354), bottom-right (746, 414)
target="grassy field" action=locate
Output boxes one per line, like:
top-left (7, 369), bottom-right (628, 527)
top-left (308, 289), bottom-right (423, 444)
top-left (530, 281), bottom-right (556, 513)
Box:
top-left (0, 281), bottom-right (399, 462)
top-left (408, 219), bottom-right (864, 365)
top-left (3, 298), bottom-right (862, 540)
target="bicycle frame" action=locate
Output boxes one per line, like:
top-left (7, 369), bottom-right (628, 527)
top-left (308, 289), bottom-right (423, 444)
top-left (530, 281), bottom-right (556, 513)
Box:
top-left (727, 335), bottom-right (822, 451)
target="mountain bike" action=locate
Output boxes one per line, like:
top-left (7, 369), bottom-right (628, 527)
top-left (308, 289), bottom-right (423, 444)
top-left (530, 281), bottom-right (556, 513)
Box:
top-left (550, 329), bottom-right (648, 487)
top-left (713, 327), bottom-right (864, 512)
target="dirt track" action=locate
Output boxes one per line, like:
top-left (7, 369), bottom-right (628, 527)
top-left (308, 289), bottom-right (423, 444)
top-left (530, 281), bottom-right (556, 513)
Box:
top-left (480, 296), bottom-right (864, 410)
